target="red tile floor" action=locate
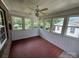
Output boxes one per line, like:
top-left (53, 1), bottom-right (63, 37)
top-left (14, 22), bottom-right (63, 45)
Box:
top-left (9, 36), bottom-right (64, 58)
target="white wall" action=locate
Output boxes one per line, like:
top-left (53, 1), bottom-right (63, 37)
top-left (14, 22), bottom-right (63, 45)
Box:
top-left (40, 29), bottom-right (79, 57)
top-left (12, 28), bottom-right (39, 41)
top-left (12, 28), bottom-right (79, 57)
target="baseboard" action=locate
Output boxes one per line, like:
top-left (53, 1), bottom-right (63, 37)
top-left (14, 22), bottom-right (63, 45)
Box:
top-left (12, 36), bottom-right (40, 42)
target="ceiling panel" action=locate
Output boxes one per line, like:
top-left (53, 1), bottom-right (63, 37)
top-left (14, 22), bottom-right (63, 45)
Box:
top-left (2, 0), bottom-right (79, 16)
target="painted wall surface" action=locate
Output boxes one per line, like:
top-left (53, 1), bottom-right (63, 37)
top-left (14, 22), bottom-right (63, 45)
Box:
top-left (40, 29), bottom-right (79, 57)
top-left (12, 28), bottom-right (39, 41)
top-left (12, 28), bottom-right (79, 57)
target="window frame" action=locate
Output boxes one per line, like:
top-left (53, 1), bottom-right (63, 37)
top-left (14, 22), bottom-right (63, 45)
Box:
top-left (0, 8), bottom-right (7, 50)
top-left (11, 14), bottom-right (79, 39)
top-left (11, 16), bottom-right (23, 31)
top-left (50, 17), bottom-right (65, 34)
top-left (11, 15), bottom-right (34, 30)
top-left (65, 16), bottom-right (79, 38)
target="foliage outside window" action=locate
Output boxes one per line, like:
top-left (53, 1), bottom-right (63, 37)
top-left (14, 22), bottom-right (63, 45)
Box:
top-left (12, 16), bottom-right (22, 30)
top-left (39, 19), bottom-right (44, 29)
top-left (66, 17), bottom-right (79, 38)
top-left (25, 18), bottom-right (32, 29)
top-left (51, 17), bottom-right (64, 34)
top-left (33, 19), bottom-right (39, 28)
top-left (44, 19), bottom-right (51, 31)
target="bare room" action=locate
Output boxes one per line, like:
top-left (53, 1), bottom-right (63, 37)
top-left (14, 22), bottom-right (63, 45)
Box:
top-left (0, 0), bottom-right (79, 58)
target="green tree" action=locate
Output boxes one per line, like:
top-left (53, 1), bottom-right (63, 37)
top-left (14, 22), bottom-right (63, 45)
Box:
top-left (53, 18), bottom-right (64, 24)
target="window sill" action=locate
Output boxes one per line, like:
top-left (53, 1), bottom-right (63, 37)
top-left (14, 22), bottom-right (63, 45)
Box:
top-left (63, 35), bottom-right (79, 40)
top-left (41, 29), bottom-right (61, 35)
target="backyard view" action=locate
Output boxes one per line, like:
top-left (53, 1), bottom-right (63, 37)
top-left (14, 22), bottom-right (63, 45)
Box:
top-left (33, 19), bottom-right (39, 28)
top-left (39, 19), bottom-right (44, 28)
top-left (44, 19), bottom-right (51, 31)
top-left (12, 16), bottom-right (22, 30)
top-left (25, 18), bottom-right (32, 29)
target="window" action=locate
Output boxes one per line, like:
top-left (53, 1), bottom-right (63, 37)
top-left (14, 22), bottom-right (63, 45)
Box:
top-left (39, 19), bottom-right (44, 29)
top-left (33, 19), bottom-right (39, 28)
top-left (25, 18), bottom-right (32, 29)
top-left (51, 17), bottom-right (64, 34)
top-left (66, 17), bottom-right (79, 38)
top-left (12, 16), bottom-right (22, 30)
top-left (0, 9), bottom-right (7, 49)
top-left (44, 19), bottom-right (51, 31)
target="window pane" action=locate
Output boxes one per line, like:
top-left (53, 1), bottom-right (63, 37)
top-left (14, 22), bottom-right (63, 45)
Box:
top-left (12, 16), bottom-right (22, 30)
top-left (39, 19), bottom-right (44, 29)
top-left (33, 19), bottom-right (39, 28)
top-left (66, 17), bottom-right (79, 38)
top-left (51, 18), bottom-right (64, 34)
top-left (25, 18), bottom-right (32, 29)
top-left (44, 19), bottom-right (50, 31)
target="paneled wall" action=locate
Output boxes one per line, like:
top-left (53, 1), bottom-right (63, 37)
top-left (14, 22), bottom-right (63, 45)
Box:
top-left (40, 29), bottom-right (79, 57)
top-left (12, 28), bottom-right (39, 41)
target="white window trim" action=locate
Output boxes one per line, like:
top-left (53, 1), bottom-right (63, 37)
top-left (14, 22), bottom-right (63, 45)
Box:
top-left (50, 17), bottom-right (65, 34)
top-left (64, 16), bottom-right (79, 39)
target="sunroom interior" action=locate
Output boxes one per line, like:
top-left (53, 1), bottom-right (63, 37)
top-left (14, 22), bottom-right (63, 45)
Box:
top-left (0, 0), bottom-right (79, 58)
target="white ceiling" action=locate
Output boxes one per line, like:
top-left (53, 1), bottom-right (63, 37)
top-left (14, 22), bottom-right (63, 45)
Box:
top-left (2, 0), bottom-right (79, 16)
